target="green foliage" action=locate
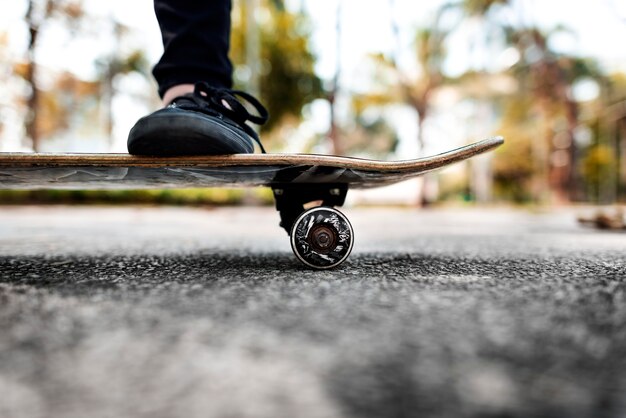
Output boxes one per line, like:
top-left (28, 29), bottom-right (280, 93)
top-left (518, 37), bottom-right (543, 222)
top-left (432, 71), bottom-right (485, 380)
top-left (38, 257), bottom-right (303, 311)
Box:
top-left (492, 138), bottom-right (536, 203)
top-left (581, 144), bottom-right (618, 202)
top-left (350, 89), bottom-right (401, 157)
top-left (0, 188), bottom-right (274, 206)
top-left (15, 1), bottom-right (154, 149)
top-left (461, 0), bottom-right (510, 16)
top-left (415, 28), bottom-right (447, 77)
top-left (96, 49), bottom-right (151, 78)
top-left (230, 2), bottom-right (323, 134)
top-left (443, 0), bottom-right (619, 202)
top-left (491, 100), bottom-right (539, 203)
top-left (340, 115), bottom-right (399, 158)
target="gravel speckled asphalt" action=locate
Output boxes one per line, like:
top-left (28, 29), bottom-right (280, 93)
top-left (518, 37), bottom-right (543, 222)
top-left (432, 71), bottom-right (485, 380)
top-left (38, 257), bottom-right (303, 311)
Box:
top-left (0, 206), bottom-right (625, 418)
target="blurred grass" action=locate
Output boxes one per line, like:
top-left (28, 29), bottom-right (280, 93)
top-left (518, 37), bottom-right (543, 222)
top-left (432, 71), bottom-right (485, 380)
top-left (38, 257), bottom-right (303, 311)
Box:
top-left (0, 188), bottom-right (275, 206)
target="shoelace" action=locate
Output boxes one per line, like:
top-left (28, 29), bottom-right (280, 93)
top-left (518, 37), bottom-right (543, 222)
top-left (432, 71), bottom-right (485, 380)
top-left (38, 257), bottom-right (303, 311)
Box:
top-left (172, 82), bottom-right (269, 153)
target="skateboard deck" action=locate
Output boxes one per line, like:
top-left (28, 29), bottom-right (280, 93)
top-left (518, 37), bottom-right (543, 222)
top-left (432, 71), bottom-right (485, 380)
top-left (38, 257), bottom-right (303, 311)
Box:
top-left (0, 136), bottom-right (503, 269)
top-left (0, 137), bottom-right (503, 190)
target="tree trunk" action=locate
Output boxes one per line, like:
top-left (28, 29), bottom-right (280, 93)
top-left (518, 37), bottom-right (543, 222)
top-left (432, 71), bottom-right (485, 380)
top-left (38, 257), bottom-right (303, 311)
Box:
top-left (620, 118), bottom-right (626, 201)
top-left (328, 92), bottom-right (341, 155)
top-left (550, 70), bottom-right (580, 204)
top-left (564, 97), bottom-right (580, 202)
top-left (25, 0), bottom-right (41, 152)
top-left (327, 0), bottom-right (342, 155)
top-left (416, 110), bottom-right (432, 206)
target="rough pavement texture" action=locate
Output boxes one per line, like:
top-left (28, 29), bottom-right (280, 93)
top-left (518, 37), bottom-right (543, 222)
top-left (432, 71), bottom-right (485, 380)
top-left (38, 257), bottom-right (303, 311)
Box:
top-left (0, 206), bottom-right (625, 418)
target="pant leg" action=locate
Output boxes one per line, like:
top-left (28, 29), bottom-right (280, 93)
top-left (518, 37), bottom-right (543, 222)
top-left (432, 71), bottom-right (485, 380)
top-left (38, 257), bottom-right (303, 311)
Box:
top-left (152, 0), bottom-right (233, 98)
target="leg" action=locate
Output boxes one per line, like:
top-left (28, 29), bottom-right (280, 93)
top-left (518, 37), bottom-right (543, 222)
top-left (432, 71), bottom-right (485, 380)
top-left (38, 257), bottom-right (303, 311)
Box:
top-left (127, 0), bottom-right (268, 156)
top-left (152, 0), bottom-right (233, 99)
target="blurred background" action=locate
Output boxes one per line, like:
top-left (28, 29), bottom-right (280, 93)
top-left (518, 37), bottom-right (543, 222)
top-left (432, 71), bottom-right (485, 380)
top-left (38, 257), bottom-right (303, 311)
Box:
top-left (1, 0), bottom-right (626, 208)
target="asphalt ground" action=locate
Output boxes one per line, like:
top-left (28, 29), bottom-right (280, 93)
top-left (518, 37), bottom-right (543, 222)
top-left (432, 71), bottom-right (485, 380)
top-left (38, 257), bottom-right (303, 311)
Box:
top-left (0, 205), bottom-right (625, 418)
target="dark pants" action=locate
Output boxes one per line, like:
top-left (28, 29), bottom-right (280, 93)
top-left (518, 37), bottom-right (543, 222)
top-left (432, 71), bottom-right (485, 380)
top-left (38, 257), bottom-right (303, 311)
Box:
top-left (152, 0), bottom-right (233, 98)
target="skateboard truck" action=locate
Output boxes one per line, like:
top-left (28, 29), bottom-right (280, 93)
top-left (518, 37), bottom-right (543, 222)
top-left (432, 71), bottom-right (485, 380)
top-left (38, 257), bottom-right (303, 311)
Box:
top-left (272, 184), bottom-right (354, 269)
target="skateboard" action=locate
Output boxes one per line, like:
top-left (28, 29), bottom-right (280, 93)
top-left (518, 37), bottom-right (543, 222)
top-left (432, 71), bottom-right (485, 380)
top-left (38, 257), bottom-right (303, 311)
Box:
top-left (0, 136), bottom-right (503, 269)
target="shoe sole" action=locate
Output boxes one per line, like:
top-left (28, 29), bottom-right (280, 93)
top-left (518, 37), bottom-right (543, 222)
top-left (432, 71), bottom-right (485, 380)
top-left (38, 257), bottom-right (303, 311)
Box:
top-left (127, 108), bottom-right (255, 156)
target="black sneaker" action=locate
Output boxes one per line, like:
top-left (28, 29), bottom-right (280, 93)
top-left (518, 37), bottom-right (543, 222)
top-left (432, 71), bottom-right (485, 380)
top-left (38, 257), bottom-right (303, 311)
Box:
top-left (127, 82), bottom-right (269, 156)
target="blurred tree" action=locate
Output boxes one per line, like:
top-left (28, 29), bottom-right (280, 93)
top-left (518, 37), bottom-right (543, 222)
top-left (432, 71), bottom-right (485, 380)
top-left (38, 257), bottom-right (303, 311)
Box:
top-left (327, 0), bottom-right (342, 155)
top-left (582, 144), bottom-right (618, 203)
top-left (350, 91), bottom-right (401, 157)
top-left (18, 2), bottom-right (151, 150)
top-left (230, 0), bottom-right (323, 141)
top-left (492, 99), bottom-right (538, 202)
top-left (346, 2), bottom-right (450, 205)
top-left (23, 0), bottom-right (85, 151)
top-left (507, 28), bottom-right (603, 202)
top-left (597, 73), bottom-right (626, 202)
top-left (102, 49), bottom-right (150, 138)
top-left (331, 114), bottom-right (399, 159)
top-left (443, 0), bottom-right (608, 203)
top-left (0, 32), bottom-right (10, 143)
top-left (95, 21), bottom-right (151, 144)
top-left (38, 72), bottom-right (99, 139)
top-left (383, 0), bottom-right (448, 153)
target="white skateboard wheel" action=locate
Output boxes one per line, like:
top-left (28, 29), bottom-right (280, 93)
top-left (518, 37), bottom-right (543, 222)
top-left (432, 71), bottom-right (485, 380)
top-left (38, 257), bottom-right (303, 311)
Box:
top-left (290, 207), bottom-right (354, 269)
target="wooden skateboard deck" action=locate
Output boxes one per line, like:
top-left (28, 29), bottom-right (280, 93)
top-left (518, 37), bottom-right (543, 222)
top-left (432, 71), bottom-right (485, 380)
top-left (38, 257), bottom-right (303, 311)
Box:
top-left (0, 137), bottom-right (503, 190)
top-left (0, 136), bottom-right (503, 269)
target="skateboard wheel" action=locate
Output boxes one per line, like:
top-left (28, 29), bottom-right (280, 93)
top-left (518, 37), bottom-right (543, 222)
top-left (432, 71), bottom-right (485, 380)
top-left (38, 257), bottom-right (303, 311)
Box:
top-left (290, 207), bottom-right (354, 269)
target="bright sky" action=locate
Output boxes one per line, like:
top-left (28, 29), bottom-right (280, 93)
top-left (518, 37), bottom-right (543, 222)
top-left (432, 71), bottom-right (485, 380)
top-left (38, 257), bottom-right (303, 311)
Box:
top-left (1, 0), bottom-right (626, 153)
top-left (3, 0), bottom-right (626, 80)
